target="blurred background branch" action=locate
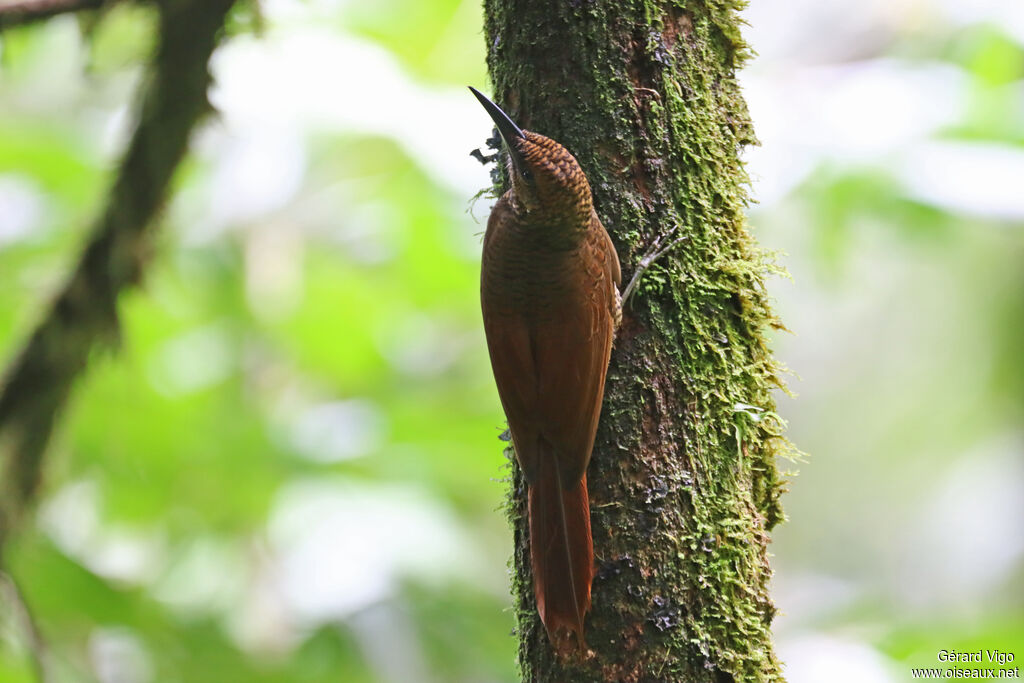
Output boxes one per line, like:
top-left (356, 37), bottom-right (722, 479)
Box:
top-left (0, 572), bottom-right (51, 683)
top-left (0, 0), bottom-right (235, 557)
top-left (0, 0), bottom-right (111, 30)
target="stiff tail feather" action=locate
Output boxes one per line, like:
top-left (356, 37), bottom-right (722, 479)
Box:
top-left (527, 455), bottom-right (593, 653)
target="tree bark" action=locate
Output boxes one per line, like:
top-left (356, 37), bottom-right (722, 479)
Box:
top-left (482, 1), bottom-right (789, 681)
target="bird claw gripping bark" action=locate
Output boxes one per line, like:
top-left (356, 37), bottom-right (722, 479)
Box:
top-left (620, 224), bottom-right (687, 307)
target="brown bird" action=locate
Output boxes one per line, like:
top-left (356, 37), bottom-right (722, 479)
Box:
top-left (470, 87), bottom-right (622, 654)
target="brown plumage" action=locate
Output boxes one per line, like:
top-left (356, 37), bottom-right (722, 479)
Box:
top-left (471, 88), bottom-right (621, 654)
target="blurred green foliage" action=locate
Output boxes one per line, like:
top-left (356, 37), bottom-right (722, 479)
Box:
top-left (0, 4), bottom-right (511, 681)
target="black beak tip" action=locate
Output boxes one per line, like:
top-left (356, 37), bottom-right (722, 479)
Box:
top-left (468, 86), bottom-right (526, 142)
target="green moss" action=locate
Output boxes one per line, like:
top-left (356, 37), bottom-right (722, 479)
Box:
top-left (483, 0), bottom-right (791, 680)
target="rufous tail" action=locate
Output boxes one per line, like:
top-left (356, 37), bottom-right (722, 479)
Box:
top-left (527, 455), bottom-right (593, 653)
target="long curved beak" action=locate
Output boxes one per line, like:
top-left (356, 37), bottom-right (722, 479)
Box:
top-left (469, 86), bottom-right (526, 171)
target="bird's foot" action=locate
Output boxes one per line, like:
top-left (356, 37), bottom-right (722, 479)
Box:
top-left (620, 224), bottom-right (687, 307)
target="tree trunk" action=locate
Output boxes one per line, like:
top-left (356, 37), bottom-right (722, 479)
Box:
top-left (482, 1), bottom-right (789, 681)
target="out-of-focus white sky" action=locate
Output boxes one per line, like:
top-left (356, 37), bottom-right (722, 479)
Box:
top-left (741, 1), bottom-right (1024, 680)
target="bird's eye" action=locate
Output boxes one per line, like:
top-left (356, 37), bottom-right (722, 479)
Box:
top-left (520, 168), bottom-right (533, 181)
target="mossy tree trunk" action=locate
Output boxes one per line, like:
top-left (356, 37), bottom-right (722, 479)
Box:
top-left (482, 1), bottom-right (789, 681)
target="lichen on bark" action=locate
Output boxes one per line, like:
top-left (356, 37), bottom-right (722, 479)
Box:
top-left (481, 1), bottom-right (792, 681)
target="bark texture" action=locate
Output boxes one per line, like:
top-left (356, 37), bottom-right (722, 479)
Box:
top-left (481, 1), bottom-right (790, 681)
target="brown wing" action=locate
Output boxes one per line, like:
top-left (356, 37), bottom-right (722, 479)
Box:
top-left (597, 211), bottom-right (623, 330)
top-left (480, 194), bottom-right (541, 469)
top-left (531, 217), bottom-right (619, 485)
top-left (599, 211), bottom-right (621, 289)
top-left (481, 200), bottom-right (620, 487)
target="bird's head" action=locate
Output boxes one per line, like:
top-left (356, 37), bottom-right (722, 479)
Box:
top-left (470, 87), bottom-right (592, 221)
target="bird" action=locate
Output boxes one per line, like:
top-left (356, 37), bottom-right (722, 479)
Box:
top-left (470, 86), bottom-right (622, 654)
